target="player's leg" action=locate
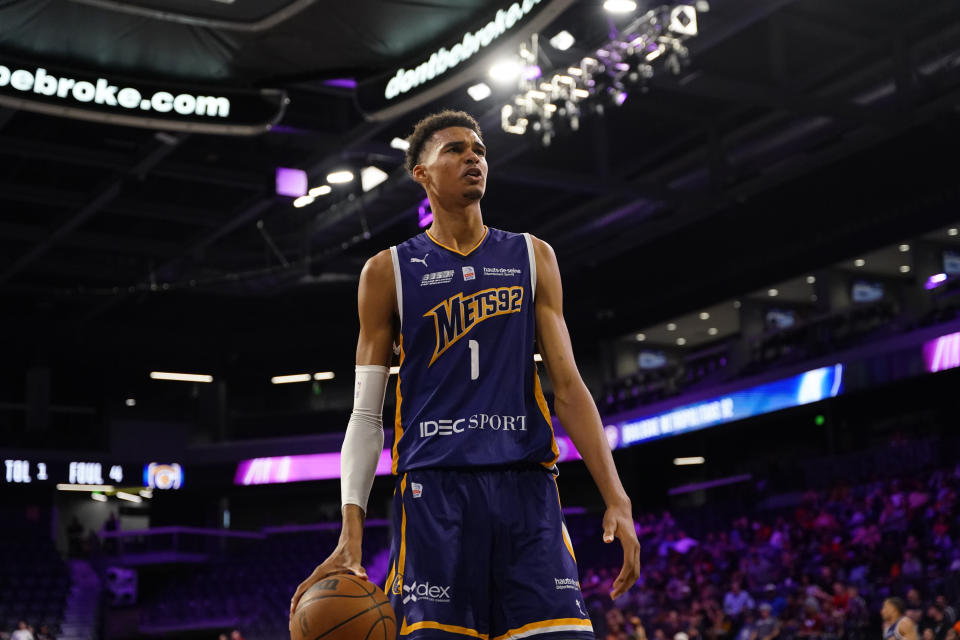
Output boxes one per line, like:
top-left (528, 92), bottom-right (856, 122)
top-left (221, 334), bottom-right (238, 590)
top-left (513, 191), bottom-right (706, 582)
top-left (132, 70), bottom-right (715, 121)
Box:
top-left (489, 468), bottom-right (595, 640)
top-left (386, 469), bottom-right (493, 640)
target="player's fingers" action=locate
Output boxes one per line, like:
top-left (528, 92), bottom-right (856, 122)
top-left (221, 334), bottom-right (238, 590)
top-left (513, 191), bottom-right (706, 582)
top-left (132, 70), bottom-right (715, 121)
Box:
top-left (602, 519), bottom-right (615, 543)
top-left (290, 582), bottom-right (308, 616)
top-left (351, 564), bottom-right (369, 580)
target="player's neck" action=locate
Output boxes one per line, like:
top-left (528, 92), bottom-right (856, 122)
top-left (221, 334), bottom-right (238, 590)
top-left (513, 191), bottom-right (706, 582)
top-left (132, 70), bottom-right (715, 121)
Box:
top-left (427, 206), bottom-right (485, 253)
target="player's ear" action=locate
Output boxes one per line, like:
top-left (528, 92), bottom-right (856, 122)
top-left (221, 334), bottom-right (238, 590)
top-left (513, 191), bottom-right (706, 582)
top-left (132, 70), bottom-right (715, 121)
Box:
top-left (412, 163), bottom-right (429, 187)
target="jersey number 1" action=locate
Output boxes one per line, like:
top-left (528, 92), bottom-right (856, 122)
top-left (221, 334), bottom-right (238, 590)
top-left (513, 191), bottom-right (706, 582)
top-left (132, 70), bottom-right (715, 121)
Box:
top-left (469, 339), bottom-right (479, 380)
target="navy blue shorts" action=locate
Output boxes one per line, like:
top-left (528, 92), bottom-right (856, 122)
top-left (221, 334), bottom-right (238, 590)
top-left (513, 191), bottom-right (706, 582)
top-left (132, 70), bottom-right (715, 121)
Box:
top-left (384, 466), bottom-right (595, 640)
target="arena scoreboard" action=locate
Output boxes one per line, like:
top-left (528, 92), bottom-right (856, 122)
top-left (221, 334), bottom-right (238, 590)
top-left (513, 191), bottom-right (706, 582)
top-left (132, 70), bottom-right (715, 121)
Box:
top-left (2, 458), bottom-right (182, 488)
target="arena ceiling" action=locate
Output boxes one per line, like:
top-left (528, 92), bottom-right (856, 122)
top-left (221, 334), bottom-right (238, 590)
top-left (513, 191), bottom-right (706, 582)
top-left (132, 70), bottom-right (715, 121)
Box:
top-left (2, 0), bottom-right (960, 387)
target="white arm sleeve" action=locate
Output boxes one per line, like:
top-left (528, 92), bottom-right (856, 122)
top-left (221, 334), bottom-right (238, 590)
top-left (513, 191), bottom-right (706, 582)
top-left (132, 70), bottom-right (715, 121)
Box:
top-left (340, 364), bottom-right (390, 513)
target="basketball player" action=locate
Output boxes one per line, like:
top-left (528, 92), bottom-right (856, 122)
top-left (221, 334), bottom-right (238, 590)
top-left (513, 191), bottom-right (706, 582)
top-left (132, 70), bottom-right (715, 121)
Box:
top-left (290, 111), bottom-right (641, 638)
top-left (883, 598), bottom-right (919, 640)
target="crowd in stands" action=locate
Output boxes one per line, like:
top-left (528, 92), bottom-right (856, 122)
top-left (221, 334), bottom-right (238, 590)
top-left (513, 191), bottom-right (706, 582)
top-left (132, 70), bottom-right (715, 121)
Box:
top-left (0, 525), bottom-right (67, 640)
top-left (571, 463), bottom-right (960, 640)
top-left (599, 297), bottom-right (910, 416)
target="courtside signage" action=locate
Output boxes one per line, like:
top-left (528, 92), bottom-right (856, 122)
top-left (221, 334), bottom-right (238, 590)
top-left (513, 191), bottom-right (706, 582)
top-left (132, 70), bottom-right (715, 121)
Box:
top-left (618, 364), bottom-right (845, 446)
top-left (233, 435), bottom-right (584, 485)
top-left (0, 59), bottom-right (287, 135)
top-left (923, 330), bottom-right (960, 373)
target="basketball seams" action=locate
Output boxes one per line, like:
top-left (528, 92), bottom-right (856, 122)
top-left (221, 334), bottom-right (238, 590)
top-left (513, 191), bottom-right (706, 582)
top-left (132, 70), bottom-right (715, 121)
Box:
top-left (362, 611), bottom-right (394, 640)
top-left (312, 600), bottom-right (388, 640)
top-left (295, 575), bottom-right (394, 640)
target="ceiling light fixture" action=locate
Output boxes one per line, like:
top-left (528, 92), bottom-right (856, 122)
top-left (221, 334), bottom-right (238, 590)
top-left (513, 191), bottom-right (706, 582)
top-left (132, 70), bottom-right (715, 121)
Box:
top-left (667, 323), bottom-right (677, 331)
top-left (116, 491), bottom-right (143, 504)
top-left (549, 30), bottom-right (575, 51)
top-left (327, 170), bottom-right (354, 184)
top-left (309, 185), bottom-right (332, 197)
top-left (708, 327), bottom-right (718, 336)
top-left (604, 0), bottom-right (637, 13)
top-left (57, 484), bottom-right (115, 492)
top-left (361, 166), bottom-right (389, 192)
top-left (467, 82), bottom-right (492, 101)
top-left (150, 372), bottom-right (213, 383)
top-left (271, 374), bottom-right (311, 385)
top-left (390, 137), bottom-right (410, 151)
top-left (673, 456), bottom-right (705, 465)
top-left (635, 333), bottom-right (646, 342)
top-left (489, 59), bottom-right (524, 83)
top-left (676, 337), bottom-right (686, 346)
top-left (949, 228), bottom-right (958, 237)
top-left (926, 273), bottom-right (948, 290)
top-left (900, 265), bottom-right (911, 273)
top-left (899, 244), bottom-right (910, 252)
top-left (293, 195), bottom-right (314, 208)
top-left (854, 259), bottom-right (865, 267)
top-left (314, 372), bottom-right (336, 381)
top-left (768, 289), bottom-right (778, 297)
top-left (806, 276), bottom-right (816, 284)
top-left (699, 312), bottom-right (710, 320)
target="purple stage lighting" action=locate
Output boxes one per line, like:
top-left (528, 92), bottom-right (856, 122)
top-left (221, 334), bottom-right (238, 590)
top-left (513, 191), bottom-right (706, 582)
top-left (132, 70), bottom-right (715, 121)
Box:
top-left (522, 65), bottom-right (542, 80)
top-left (235, 451), bottom-right (392, 485)
top-left (614, 90), bottom-right (628, 105)
top-left (418, 198), bottom-right (433, 228)
top-left (924, 331), bottom-right (960, 373)
top-left (925, 273), bottom-right (948, 290)
top-left (233, 435), bottom-right (585, 486)
top-left (275, 167), bottom-right (307, 198)
top-left (323, 78), bottom-right (357, 89)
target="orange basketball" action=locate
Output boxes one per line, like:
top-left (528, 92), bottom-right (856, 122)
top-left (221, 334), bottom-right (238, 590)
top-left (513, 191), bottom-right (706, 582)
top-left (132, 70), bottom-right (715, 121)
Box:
top-left (291, 574), bottom-right (396, 640)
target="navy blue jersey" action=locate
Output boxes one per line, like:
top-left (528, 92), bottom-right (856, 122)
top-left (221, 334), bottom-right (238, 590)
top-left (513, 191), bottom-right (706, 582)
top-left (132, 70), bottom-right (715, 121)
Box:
top-left (388, 226), bottom-right (559, 474)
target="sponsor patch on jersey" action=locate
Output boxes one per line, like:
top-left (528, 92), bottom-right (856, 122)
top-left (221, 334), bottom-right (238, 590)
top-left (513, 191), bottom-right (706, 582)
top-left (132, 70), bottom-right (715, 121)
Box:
top-left (420, 270), bottom-right (454, 286)
top-left (411, 482), bottom-right (423, 498)
top-left (482, 266), bottom-right (522, 277)
top-left (462, 265), bottom-right (475, 281)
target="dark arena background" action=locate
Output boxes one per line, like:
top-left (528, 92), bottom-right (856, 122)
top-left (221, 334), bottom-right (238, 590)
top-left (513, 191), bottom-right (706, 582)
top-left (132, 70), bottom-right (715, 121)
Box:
top-left (2, 0), bottom-right (960, 639)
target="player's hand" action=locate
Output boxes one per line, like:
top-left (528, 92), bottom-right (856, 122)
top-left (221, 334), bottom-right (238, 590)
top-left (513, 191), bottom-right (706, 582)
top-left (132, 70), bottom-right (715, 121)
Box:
top-left (602, 501), bottom-right (641, 599)
top-left (289, 540), bottom-right (366, 619)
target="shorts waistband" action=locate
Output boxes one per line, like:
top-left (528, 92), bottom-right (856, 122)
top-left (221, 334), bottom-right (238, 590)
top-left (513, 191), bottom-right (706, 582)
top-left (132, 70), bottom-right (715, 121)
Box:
top-left (400, 462), bottom-right (557, 475)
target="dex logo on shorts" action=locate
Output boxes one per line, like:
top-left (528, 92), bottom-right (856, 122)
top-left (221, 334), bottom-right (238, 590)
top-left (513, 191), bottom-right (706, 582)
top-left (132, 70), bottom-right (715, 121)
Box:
top-left (419, 413), bottom-right (528, 437)
top-left (402, 581), bottom-right (452, 604)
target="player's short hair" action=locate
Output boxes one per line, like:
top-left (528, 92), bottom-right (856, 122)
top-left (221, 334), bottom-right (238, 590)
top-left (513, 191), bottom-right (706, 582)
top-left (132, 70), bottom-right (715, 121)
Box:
top-left (404, 110), bottom-right (483, 176)
top-left (886, 597), bottom-right (906, 615)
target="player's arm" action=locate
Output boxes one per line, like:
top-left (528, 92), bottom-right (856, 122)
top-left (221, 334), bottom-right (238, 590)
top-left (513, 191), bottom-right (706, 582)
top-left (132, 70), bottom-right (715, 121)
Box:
top-left (290, 249), bottom-right (396, 619)
top-left (530, 235), bottom-right (640, 599)
top-left (899, 617), bottom-right (919, 640)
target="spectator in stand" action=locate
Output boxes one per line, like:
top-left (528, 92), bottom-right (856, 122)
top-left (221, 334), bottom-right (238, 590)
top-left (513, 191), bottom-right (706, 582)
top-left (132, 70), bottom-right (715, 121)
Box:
top-left (229, 630), bottom-right (245, 640)
top-left (903, 552), bottom-right (925, 581)
top-left (34, 625), bottom-right (52, 640)
top-left (797, 601), bottom-right (825, 637)
top-left (754, 604), bottom-right (780, 640)
top-left (734, 610), bottom-right (756, 640)
top-left (907, 590), bottom-right (925, 623)
top-left (11, 622), bottom-right (33, 640)
top-left (724, 582), bottom-right (756, 621)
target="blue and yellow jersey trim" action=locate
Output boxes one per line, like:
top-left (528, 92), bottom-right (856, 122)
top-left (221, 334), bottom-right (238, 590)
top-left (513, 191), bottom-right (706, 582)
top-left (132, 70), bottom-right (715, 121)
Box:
top-left (425, 225), bottom-right (489, 257)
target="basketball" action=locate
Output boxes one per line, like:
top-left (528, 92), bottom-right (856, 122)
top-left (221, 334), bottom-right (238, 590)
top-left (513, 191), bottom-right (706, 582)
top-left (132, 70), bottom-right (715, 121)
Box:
top-left (290, 574), bottom-right (396, 640)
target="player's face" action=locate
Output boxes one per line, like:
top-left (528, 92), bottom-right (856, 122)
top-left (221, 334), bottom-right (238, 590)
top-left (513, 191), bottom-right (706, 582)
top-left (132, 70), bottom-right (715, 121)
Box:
top-left (416, 126), bottom-right (487, 204)
top-left (881, 601), bottom-right (894, 621)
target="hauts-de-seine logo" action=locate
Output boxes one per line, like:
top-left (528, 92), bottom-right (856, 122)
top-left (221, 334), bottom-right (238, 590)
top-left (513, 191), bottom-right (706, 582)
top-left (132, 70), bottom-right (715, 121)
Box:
top-left (424, 286), bottom-right (522, 365)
